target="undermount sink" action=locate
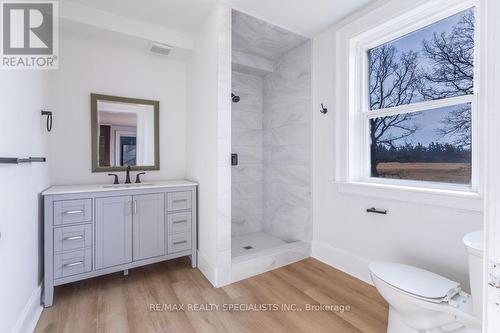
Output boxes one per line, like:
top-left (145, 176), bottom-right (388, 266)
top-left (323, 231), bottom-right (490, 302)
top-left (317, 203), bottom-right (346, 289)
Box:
top-left (103, 183), bottom-right (154, 189)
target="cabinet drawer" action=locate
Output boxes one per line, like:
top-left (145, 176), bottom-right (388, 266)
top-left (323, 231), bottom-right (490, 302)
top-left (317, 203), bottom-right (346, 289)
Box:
top-left (167, 192), bottom-right (191, 211)
top-left (168, 232), bottom-right (192, 254)
top-left (167, 212), bottom-right (192, 234)
top-left (54, 199), bottom-right (92, 225)
top-left (54, 248), bottom-right (92, 279)
top-left (54, 224), bottom-right (92, 253)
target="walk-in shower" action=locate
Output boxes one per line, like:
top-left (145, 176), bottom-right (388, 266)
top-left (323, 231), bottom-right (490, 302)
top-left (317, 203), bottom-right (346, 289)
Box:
top-left (230, 10), bottom-right (311, 282)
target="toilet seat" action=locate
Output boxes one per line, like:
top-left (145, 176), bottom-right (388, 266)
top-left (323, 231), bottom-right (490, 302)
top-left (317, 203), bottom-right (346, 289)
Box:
top-left (369, 262), bottom-right (481, 332)
top-left (369, 262), bottom-right (461, 303)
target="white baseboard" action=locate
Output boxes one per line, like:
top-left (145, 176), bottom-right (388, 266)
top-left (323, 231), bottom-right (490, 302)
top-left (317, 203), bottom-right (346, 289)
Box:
top-left (312, 240), bottom-right (373, 285)
top-left (12, 284), bottom-right (43, 333)
top-left (197, 250), bottom-right (217, 286)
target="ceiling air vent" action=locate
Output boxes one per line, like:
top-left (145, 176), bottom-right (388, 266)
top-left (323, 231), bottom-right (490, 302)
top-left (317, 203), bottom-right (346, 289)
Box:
top-left (149, 42), bottom-right (173, 56)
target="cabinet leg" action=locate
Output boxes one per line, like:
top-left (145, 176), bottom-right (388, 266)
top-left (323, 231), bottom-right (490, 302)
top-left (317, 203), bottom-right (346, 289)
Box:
top-left (190, 253), bottom-right (197, 268)
top-left (123, 269), bottom-right (129, 276)
top-left (43, 281), bottom-right (54, 307)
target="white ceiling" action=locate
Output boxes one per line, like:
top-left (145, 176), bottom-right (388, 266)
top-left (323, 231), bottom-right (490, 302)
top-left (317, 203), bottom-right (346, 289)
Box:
top-left (67, 0), bottom-right (214, 34)
top-left (228, 0), bottom-right (374, 36)
top-left (67, 0), bottom-right (374, 37)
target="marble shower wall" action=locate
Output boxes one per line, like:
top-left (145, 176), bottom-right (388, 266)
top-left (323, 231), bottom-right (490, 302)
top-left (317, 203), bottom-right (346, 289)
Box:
top-left (231, 71), bottom-right (264, 236)
top-left (263, 41), bottom-right (312, 243)
top-left (232, 11), bottom-right (308, 65)
top-left (231, 10), bottom-right (311, 243)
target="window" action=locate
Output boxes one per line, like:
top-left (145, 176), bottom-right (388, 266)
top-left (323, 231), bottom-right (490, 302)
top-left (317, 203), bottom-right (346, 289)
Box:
top-left (364, 8), bottom-right (476, 187)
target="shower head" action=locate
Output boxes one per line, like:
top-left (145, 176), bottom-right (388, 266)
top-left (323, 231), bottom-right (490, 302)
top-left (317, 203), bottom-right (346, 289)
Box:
top-left (232, 93), bottom-right (240, 103)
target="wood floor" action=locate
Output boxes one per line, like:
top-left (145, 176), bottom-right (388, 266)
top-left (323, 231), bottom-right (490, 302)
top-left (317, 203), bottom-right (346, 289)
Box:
top-left (35, 257), bottom-right (388, 333)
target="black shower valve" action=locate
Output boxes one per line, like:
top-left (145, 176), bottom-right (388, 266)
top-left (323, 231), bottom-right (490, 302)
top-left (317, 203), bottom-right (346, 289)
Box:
top-left (231, 153), bottom-right (238, 166)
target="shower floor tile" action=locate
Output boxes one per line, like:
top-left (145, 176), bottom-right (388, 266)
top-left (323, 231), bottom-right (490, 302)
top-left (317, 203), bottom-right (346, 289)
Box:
top-left (232, 232), bottom-right (287, 258)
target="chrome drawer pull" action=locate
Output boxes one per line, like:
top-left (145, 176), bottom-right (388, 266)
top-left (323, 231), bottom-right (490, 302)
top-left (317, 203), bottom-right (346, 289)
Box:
top-left (64, 261), bottom-right (83, 267)
top-left (173, 240), bottom-right (187, 245)
top-left (173, 199), bottom-right (187, 203)
top-left (63, 210), bottom-right (84, 215)
top-left (63, 235), bottom-right (84, 241)
top-left (173, 219), bottom-right (187, 224)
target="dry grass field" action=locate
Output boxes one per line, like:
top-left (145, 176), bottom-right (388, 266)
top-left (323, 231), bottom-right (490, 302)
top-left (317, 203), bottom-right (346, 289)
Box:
top-left (376, 162), bottom-right (471, 183)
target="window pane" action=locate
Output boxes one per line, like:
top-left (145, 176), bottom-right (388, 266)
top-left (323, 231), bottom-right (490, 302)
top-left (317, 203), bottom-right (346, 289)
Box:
top-left (369, 103), bottom-right (471, 184)
top-left (369, 9), bottom-right (475, 110)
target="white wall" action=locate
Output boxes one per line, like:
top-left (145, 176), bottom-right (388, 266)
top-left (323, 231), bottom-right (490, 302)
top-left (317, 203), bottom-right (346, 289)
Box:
top-left (312, 0), bottom-right (482, 290)
top-left (49, 31), bottom-right (187, 185)
top-left (186, 5), bottom-right (218, 284)
top-left (0, 71), bottom-right (51, 332)
top-left (186, 4), bottom-right (232, 287)
top-left (482, 0), bottom-right (500, 329)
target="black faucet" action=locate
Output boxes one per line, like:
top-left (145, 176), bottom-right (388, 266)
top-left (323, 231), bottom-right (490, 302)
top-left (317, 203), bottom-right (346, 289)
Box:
top-left (125, 165), bottom-right (132, 184)
top-left (108, 173), bottom-right (119, 184)
top-left (135, 172), bottom-right (146, 184)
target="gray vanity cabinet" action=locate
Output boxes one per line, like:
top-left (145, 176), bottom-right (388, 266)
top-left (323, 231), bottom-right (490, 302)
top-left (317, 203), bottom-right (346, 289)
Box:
top-left (132, 193), bottom-right (165, 261)
top-left (95, 193), bottom-right (165, 269)
top-left (43, 181), bottom-right (197, 307)
top-left (95, 196), bottom-right (133, 269)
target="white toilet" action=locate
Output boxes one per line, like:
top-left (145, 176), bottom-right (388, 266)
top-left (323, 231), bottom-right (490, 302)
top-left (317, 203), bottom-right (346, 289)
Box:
top-left (369, 231), bottom-right (483, 333)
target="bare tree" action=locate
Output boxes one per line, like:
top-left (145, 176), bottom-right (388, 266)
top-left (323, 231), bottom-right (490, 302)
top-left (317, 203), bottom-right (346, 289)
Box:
top-left (436, 104), bottom-right (471, 148)
top-left (421, 10), bottom-right (474, 148)
top-left (369, 45), bottom-right (421, 176)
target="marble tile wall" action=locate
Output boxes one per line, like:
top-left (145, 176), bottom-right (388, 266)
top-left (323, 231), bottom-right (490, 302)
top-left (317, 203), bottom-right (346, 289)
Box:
top-left (231, 71), bottom-right (264, 236)
top-left (263, 41), bottom-right (312, 243)
top-left (232, 11), bottom-right (308, 63)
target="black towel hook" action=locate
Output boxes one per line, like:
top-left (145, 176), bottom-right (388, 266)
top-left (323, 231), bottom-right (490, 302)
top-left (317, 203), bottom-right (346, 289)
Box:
top-left (41, 110), bottom-right (53, 132)
top-left (320, 103), bottom-right (328, 114)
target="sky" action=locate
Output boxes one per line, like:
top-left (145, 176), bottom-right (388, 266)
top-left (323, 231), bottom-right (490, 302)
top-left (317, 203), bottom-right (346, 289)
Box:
top-left (369, 8), bottom-right (474, 147)
top-left (374, 104), bottom-right (471, 147)
top-left (387, 10), bottom-right (466, 61)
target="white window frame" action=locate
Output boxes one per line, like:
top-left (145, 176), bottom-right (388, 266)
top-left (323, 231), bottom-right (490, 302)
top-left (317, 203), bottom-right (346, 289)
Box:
top-left (337, 0), bottom-right (483, 211)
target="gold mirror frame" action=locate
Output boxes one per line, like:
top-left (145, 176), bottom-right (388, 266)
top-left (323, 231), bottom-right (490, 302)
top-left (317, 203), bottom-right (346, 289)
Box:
top-left (90, 93), bottom-right (160, 172)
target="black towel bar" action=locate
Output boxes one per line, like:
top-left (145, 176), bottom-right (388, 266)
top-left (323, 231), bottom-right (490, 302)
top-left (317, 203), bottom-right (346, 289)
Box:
top-left (366, 207), bottom-right (388, 215)
top-left (0, 157), bottom-right (46, 164)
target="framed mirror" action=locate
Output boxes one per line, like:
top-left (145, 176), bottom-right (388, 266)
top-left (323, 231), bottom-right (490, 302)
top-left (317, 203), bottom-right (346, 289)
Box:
top-left (91, 93), bottom-right (159, 172)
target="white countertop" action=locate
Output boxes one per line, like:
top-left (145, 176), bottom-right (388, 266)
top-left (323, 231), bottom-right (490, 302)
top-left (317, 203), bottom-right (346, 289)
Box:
top-left (42, 179), bottom-right (198, 196)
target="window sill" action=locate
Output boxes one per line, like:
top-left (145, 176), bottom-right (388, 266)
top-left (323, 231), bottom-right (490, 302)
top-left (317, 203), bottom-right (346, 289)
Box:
top-left (336, 181), bottom-right (483, 212)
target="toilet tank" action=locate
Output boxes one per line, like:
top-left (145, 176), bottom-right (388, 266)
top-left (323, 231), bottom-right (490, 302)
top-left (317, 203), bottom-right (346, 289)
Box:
top-left (463, 230), bottom-right (484, 318)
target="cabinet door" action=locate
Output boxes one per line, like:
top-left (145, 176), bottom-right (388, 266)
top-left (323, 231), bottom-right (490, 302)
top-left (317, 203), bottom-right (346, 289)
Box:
top-left (95, 196), bottom-right (132, 269)
top-left (132, 193), bottom-right (165, 261)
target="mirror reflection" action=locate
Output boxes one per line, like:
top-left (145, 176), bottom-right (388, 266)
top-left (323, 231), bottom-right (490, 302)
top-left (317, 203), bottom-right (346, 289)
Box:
top-left (91, 94), bottom-right (159, 172)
